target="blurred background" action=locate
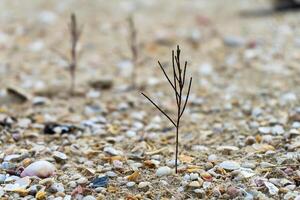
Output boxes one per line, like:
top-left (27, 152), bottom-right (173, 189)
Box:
top-left (0, 0), bottom-right (300, 103)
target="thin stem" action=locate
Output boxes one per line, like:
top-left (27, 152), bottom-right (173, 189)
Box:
top-left (175, 124), bottom-right (179, 173)
top-left (158, 61), bottom-right (180, 97)
top-left (179, 77), bottom-right (192, 118)
top-left (141, 92), bottom-right (176, 127)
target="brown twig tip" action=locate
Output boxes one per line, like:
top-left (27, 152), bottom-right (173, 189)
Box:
top-left (141, 45), bottom-right (193, 174)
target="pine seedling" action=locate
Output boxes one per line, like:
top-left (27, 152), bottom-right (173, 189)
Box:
top-left (128, 15), bottom-right (138, 88)
top-left (68, 13), bottom-right (82, 95)
top-left (142, 45), bottom-right (192, 173)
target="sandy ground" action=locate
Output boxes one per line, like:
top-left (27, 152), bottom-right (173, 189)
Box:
top-left (1, 0), bottom-right (300, 199)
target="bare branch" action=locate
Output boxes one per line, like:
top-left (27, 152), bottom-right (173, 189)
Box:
top-left (182, 61), bottom-right (187, 87)
top-left (158, 61), bottom-right (180, 97)
top-left (179, 77), bottom-right (192, 118)
top-left (141, 92), bottom-right (176, 127)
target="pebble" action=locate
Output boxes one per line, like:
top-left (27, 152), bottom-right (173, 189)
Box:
top-left (77, 177), bottom-right (88, 184)
top-left (190, 173), bottom-right (199, 180)
top-left (50, 183), bottom-right (64, 193)
top-left (156, 166), bottom-right (172, 177)
top-left (21, 160), bottom-right (56, 178)
top-left (245, 136), bottom-right (256, 145)
top-left (264, 181), bottom-right (279, 195)
top-left (271, 125), bottom-right (284, 135)
top-left (138, 181), bottom-right (150, 189)
top-left (82, 196), bottom-right (96, 200)
top-left (0, 174), bottom-right (6, 184)
top-left (227, 186), bottom-right (240, 198)
top-left (53, 151), bottom-right (68, 163)
top-left (166, 159), bottom-right (179, 167)
top-left (207, 154), bottom-right (218, 162)
top-left (223, 35), bottom-right (245, 47)
top-left (126, 181), bottom-right (135, 187)
top-left (106, 171), bottom-right (117, 177)
top-left (103, 146), bottom-right (123, 156)
top-left (216, 146), bottom-right (239, 154)
top-left (258, 127), bottom-right (271, 134)
top-left (192, 145), bottom-right (209, 152)
top-left (219, 161), bottom-right (240, 170)
top-left (241, 162), bottom-right (256, 169)
top-left (126, 130), bottom-right (136, 138)
top-left (188, 180), bottom-right (203, 188)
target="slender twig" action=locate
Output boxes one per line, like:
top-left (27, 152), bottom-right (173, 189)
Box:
top-left (128, 15), bottom-right (138, 88)
top-left (141, 45), bottom-right (192, 173)
top-left (68, 13), bottom-right (82, 95)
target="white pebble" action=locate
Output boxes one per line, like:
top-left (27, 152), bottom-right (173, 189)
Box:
top-left (138, 181), bottom-right (150, 189)
top-left (126, 182), bottom-right (135, 187)
top-left (21, 160), bottom-right (55, 178)
top-left (190, 173), bottom-right (199, 180)
top-left (219, 161), bottom-right (240, 170)
top-left (156, 166), bottom-right (172, 177)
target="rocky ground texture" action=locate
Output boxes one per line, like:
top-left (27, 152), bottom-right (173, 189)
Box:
top-left (1, 0), bottom-right (300, 199)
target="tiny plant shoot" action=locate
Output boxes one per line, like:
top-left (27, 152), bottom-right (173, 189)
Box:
top-left (142, 45), bottom-right (192, 173)
top-left (128, 15), bottom-right (138, 88)
top-left (68, 13), bottom-right (82, 95)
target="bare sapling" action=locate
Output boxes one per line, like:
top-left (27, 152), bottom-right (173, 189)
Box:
top-left (141, 45), bottom-right (192, 173)
top-left (68, 13), bottom-right (82, 95)
top-left (128, 15), bottom-right (138, 88)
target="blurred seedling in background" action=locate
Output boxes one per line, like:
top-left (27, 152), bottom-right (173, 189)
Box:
top-left (68, 13), bottom-right (82, 95)
top-left (127, 15), bottom-right (139, 88)
top-left (142, 45), bottom-right (192, 173)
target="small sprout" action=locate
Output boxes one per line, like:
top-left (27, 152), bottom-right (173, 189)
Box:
top-left (68, 13), bottom-right (82, 95)
top-left (142, 45), bottom-right (192, 173)
top-left (128, 15), bottom-right (138, 88)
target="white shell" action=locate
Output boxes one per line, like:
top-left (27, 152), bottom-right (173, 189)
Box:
top-left (21, 161), bottom-right (56, 178)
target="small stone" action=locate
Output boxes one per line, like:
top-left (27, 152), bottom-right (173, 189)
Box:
top-left (192, 145), bottom-right (209, 152)
top-left (241, 162), bottom-right (256, 169)
top-left (36, 190), bottom-right (46, 200)
top-left (112, 160), bottom-right (123, 169)
top-left (166, 159), bottom-right (180, 167)
top-left (82, 195), bottom-right (96, 200)
top-left (258, 127), bottom-right (271, 134)
top-left (103, 147), bottom-right (123, 156)
top-left (223, 35), bottom-right (245, 47)
top-left (156, 166), bottom-right (172, 177)
top-left (227, 186), bottom-right (240, 198)
top-left (126, 130), bottom-right (136, 138)
top-left (260, 162), bottom-right (275, 168)
top-left (245, 136), bottom-right (256, 145)
top-left (68, 181), bottom-right (77, 188)
top-left (138, 181), bottom-right (150, 189)
top-left (4, 154), bottom-right (23, 162)
top-left (21, 161), bottom-right (55, 178)
top-left (208, 154), bottom-right (218, 162)
top-left (53, 151), bottom-right (68, 163)
top-left (272, 125), bottom-right (284, 135)
top-left (0, 174), bottom-right (6, 184)
top-left (189, 180), bottom-right (203, 188)
top-left (190, 173), bottom-right (199, 180)
top-left (183, 174), bottom-right (190, 181)
top-left (264, 181), bottom-right (279, 195)
top-left (106, 171), bottom-right (117, 177)
top-left (219, 161), bottom-right (240, 170)
top-left (90, 176), bottom-right (108, 188)
top-left (77, 177), bottom-right (88, 184)
top-left (216, 146), bottom-right (239, 154)
top-left (126, 182), bottom-right (135, 187)
top-left (50, 183), bottom-right (64, 193)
